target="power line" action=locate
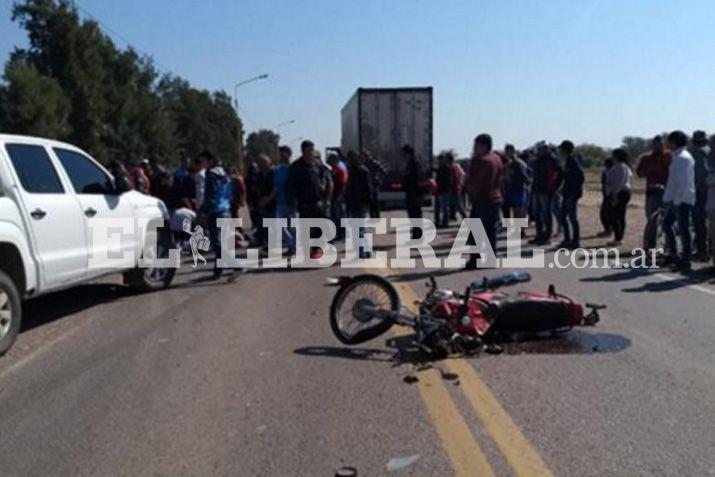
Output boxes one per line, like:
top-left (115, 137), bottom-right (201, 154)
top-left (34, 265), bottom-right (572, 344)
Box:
top-left (72, 1), bottom-right (174, 75)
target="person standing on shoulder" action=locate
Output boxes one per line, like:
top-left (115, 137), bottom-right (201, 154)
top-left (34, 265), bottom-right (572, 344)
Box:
top-left (637, 135), bottom-right (672, 251)
top-left (604, 149), bottom-right (633, 246)
top-left (503, 143), bottom-right (530, 222)
top-left (464, 134), bottom-right (503, 269)
top-left (663, 130), bottom-right (696, 272)
top-left (690, 130), bottom-right (711, 261)
top-left (557, 140), bottom-right (585, 249)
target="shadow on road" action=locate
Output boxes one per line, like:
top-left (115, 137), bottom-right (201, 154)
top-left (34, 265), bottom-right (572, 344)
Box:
top-left (580, 267), bottom-right (652, 283)
top-left (294, 330), bottom-right (630, 366)
top-left (21, 283), bottom-right (127, 333)
top-left (622, 269), bottom-right (713, 293)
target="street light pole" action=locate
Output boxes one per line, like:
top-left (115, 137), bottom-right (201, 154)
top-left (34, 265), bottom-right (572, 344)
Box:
top-left (233, 74), bottom-right (269, 173)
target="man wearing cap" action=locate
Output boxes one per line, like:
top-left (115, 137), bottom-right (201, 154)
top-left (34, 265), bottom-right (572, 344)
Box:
top-left (690, 130), bottom-right (711, 260)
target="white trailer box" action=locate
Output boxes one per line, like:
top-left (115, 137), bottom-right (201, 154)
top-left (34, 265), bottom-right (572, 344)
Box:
top-left (341, 87), bottom-right (433, 206)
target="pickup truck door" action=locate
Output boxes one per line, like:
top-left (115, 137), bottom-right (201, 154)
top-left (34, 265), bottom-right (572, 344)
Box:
top-left (3, 143), bottom-right (89, 288)
top-left (51, 148), bottom-right (137, 274)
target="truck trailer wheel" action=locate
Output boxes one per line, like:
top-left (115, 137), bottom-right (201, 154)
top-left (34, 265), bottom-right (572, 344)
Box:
top-left (0, 270), bottom-right (22, 356)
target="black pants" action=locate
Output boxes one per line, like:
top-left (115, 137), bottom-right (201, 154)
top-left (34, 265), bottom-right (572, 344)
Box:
top-left (693, 188), bottom-right (708, 256)
top-left (406, 199), bottom-right (423, 239)
top-left (599, 194), bottom-right (612, 233)
top-left (611, 190), bottom-right (631, 241)
top-left (369, 191), bottom-right (381, 219)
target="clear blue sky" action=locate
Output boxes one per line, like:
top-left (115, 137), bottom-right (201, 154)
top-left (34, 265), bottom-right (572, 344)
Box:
top-left (2, 0), bottom-right (715, 156)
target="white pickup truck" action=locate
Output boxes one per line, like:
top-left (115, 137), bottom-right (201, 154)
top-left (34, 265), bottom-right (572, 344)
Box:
top-left (0, 134), bottom-right (176, 354)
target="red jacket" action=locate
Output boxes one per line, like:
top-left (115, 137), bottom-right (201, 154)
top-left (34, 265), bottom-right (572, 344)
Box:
top-left (637, 149), bottom-right (672, 188)
top-left (466, 151), bottom-right (503, 206)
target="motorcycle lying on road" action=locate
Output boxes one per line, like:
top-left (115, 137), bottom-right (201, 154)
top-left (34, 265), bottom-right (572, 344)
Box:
top-left (328, 272), bottom-right (605, 357)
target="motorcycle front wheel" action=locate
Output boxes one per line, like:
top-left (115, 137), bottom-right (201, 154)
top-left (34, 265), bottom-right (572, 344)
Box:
top-left (329, 274), bottom-right (400, 345)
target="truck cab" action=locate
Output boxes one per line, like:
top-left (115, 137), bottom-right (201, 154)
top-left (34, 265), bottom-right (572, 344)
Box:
top-left (0, 134), bottom-right (175, 354)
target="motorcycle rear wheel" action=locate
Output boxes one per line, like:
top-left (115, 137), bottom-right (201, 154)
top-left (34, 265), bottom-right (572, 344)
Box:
top-left (329, 275), bottom-right (400, 345)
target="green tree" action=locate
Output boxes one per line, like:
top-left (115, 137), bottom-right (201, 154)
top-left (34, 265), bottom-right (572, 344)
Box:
top-left (245, 129), bottom-right (280, 164)
top-left (5, 0), bottom-right (242, 166)
top-left (0, 60), bottom-right (71, 138)
top-left (574, 143), bottom-right (609, 169)
top-left (620, 136), bottom-right (651, 162)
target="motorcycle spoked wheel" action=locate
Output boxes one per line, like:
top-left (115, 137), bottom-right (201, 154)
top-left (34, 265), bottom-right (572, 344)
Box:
top-left (329, 275), bottom-right (400, 345)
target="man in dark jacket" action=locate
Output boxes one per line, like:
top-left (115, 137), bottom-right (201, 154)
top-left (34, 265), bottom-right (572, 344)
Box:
top-left (345, 152), bottom-right (372, 218)
top-left (557, 140), bottom-right (585, 248)
top-left (436, 152), bottom-right (455, 228)
top-left (530, 142), bottom-right (564, 245)
top-left (363, 151), bottom-right (386, 218)
top-left (346, 152), bottom-right (373, 259)
top-left (464, 134), bottom-right (503, 269)
top-left (286, 140), bottom-right (326, 259)
top-left (402, 145), bottom-right (426, 240)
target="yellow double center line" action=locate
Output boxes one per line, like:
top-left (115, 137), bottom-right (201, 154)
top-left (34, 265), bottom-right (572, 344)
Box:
top-left (382, 269), bottom-right (554, 477)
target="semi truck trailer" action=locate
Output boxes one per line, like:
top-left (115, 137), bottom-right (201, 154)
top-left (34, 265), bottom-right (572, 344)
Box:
top-left (340, 87), bottom-right (433, 207)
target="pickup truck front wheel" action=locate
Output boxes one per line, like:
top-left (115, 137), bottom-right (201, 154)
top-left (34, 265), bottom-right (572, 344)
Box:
top-left (125, 229), bottom-right (177, 293)
top-left (0, 270), bottom-right (21, 356)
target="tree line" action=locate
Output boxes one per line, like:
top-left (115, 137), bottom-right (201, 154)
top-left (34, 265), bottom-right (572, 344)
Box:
top-left (0, 0), bottom-right (243, 166)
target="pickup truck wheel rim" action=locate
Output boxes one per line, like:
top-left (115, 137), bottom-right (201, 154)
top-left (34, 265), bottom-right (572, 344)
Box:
top-left (145, 267), bottom-right (167, 283)
top-left (144, 243), bottom-right (169, 283)
top-left (0, 291), bottom-right (11, 339)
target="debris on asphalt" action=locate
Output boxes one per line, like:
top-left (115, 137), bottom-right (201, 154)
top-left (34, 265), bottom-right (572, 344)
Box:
top-left (484, 342), bottom-right (503, 354)
top-left (256, 425), bottom-right (267, 434)
top-left (403, 375), bottom-right (419, 384)
top-left (386, 454), bottom-right (420, 472)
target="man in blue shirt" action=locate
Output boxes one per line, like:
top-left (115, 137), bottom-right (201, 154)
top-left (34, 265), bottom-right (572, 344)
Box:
top-left (201, 150), bottom-right (234, 278)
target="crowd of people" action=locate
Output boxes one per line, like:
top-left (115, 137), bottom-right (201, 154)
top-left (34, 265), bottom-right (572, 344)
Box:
top-left (106, 129), bottom-right (715, 275)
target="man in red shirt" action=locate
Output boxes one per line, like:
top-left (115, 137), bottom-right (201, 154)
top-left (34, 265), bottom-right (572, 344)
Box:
top-left (637, 135), bottom-right (672, 250)
top-left (464, 133), bottom-right (503, 269)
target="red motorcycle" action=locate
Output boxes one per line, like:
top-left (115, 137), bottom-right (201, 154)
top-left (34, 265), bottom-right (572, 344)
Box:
top-left (328, 272), bottom-right (604, 357)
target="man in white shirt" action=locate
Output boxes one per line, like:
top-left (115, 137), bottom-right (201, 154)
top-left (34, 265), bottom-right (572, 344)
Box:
top-left (663, 130), bottom-right (696, 271)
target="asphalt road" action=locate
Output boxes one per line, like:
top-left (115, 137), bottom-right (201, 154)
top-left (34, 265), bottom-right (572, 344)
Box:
top-left (1, 210), bottom-right (714, 476)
